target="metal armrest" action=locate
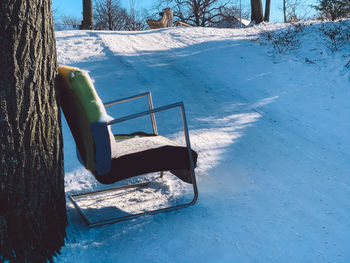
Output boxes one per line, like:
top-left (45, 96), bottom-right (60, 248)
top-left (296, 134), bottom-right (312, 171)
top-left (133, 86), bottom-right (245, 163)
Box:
top-left (104, 91), bottom-right (152, 107)
top-left (108, 101), bottom-right (198, 204)
top-left (104, 91), bottom-right (158, 135)
top-left (108, 102), bottom-right (183, 125)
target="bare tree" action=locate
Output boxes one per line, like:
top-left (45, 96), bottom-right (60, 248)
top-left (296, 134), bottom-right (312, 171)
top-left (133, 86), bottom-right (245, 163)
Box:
top-left (125, 0), bottom-right (148, 30)
top-left (94, 0), bottom-right (147, 31)
top-left (94, 0), bottom-right (127, 30)
top-left (52, 7), bottom-right (61, 23)
top-left (82, 0), bottom-right (93, 29)
top-left (212, 5), bottom-right (250, 27)
top-left (0, 0), bottom-right (67, 262)
top-left (126, 7), bottom-right (148, 30)
top-left (156, 0), bottom-right (231, 27)
top-left (282, 0), bottom-right (311, 22)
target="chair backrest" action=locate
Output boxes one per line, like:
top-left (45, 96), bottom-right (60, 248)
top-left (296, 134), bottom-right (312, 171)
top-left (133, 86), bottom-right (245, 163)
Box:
top-left (58, 66), bottom-right (114, 175)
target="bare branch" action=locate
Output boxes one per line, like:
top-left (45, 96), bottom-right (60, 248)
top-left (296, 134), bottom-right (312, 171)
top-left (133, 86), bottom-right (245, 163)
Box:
top-left (156, 0), bottom-right (241, 27)
top-left (94, 0), bottom-right (147, 30)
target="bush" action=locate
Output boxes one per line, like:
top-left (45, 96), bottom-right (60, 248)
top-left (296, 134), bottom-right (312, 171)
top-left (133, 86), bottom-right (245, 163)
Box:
top-left (319, 21), bottom-right (350, 51)
top-left (261, 23), bottom-right (304, 54)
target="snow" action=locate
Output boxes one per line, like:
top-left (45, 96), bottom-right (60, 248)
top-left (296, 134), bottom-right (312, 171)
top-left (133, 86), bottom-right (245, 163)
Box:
top-left (55, 22), bottom-right (350, 262)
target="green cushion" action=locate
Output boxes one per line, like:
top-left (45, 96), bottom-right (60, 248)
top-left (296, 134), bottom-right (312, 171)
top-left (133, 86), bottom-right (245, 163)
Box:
top-left (69, 70), bottom-right (102, 123)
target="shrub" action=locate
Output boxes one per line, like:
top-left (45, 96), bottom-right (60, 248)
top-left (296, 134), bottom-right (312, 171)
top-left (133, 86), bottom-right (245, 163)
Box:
top-left (319, 21), bottom-right (350, 51)
top-left (262, 23), bottom-right (304, 54)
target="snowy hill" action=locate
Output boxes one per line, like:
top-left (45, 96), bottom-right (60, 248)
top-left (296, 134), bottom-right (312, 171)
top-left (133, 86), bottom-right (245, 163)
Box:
top-left (55, 22), bottom-right (350, 262)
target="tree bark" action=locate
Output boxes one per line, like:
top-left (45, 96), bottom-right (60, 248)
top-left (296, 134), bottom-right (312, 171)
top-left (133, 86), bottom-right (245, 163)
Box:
top-left (250, 0), bottom-right (263, 23)
top-left (264, 0), bottom-right (271, 22)
top-left (0, 0), bottom-right (67, 262)
top-left (82, 0), bottom-right (93, 29)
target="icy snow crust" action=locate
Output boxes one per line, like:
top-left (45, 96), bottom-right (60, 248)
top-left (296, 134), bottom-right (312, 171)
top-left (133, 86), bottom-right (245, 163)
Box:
top-left (56, 22), bottom-right (350, 262)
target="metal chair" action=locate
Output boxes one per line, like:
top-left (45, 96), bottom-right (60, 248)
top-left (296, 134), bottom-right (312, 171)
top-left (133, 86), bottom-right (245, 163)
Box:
top-left (59, 66), bottom-right (198, 227)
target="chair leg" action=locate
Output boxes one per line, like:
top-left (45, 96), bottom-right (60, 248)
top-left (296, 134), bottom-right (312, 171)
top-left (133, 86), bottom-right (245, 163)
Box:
top-left (160, 171), bottom-right (164, 179)
top-left (69, 173), bottom-right (197, 227)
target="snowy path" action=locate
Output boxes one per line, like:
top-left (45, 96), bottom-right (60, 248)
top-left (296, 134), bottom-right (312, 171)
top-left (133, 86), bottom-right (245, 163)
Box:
top-left (56, 25), bottom-right (350, 262)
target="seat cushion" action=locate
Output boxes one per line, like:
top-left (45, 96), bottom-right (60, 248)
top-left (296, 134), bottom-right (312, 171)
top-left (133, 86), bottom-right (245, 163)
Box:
top-left (95, 134), bottom-right (198, 184)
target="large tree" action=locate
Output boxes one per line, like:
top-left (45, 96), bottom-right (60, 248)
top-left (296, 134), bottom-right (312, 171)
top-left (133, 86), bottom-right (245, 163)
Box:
top-left (0, 0), bottom-right (67, 262)
top-left (264, 0), bottom-right (271, 21)
top-left (82, 0), bottom-right (94, 29)
top-left (250, 0), bottom-right (264, 23)
top-left (250, 0), bottom-right (271, 23)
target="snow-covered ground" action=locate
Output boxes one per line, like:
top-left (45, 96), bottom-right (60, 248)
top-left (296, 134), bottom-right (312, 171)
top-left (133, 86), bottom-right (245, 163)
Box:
top-left (55, 22), bottom-right (350, 262)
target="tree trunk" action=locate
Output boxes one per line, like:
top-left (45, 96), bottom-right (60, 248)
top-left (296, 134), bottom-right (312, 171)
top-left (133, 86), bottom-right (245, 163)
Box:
top-left (283, 0), bottom-right (287, 22)
top-left (107, 0), bottom-right (113, 30)
top-left (82, 0), bottom-right (93, 29)
top-left (0, 0), bottom-right (67, 262)
top-left (264, 0), bottom-right (271, 22)
top-left (251, 0), bottom-right (263, 23)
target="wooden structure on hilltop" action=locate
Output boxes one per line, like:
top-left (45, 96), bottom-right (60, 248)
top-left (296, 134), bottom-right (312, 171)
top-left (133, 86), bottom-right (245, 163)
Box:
top-left (147, 8), bottom-right (173, 29)
top-left (174, 21), bottom-right (191, 27)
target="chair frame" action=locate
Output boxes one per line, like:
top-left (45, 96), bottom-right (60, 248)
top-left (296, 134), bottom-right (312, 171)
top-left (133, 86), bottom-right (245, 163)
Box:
top-left (69, 92), bottom-right (198, 227)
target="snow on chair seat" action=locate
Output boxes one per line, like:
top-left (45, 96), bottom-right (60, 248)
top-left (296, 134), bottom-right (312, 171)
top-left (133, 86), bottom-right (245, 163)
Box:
top-left (98, 133), bottom-right (197, 184)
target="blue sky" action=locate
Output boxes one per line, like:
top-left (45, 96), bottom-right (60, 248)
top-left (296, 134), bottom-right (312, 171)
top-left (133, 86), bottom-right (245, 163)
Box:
top-left (52, 0), bottom-right (317, 23)
top-left (53, 0), bottom-right (153, 18)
